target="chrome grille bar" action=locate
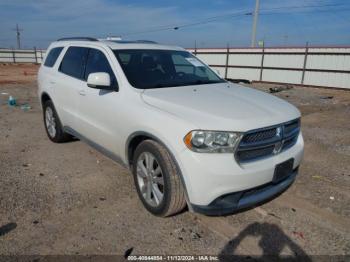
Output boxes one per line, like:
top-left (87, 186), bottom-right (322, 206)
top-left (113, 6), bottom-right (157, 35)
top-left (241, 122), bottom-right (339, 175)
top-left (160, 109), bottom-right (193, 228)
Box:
top-left (236, 118), bottom-right (300, 163)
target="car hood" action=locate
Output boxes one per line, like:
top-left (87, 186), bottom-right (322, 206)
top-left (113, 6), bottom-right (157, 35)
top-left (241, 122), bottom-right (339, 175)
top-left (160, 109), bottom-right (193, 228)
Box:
top-left (141, 82), bottom-right (300, 131)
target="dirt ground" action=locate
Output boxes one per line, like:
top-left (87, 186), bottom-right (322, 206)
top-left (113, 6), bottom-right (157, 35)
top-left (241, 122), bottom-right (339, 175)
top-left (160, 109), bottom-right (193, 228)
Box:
top-left (0, 64), bottom-right (349, 259)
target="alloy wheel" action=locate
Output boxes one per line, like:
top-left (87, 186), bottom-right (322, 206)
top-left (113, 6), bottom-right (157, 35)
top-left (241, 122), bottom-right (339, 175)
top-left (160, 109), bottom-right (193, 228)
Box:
top-left (45, 107), bottom-right (56, 138)
top-left (136, 152), bottom-right (165, 207)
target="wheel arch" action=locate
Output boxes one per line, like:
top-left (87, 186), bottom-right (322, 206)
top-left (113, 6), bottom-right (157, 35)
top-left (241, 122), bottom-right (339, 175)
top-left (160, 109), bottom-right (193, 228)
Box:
top-left (40, 92), bottom-right (52, 107)
top-left (125, 131), bottom-right (192, 209)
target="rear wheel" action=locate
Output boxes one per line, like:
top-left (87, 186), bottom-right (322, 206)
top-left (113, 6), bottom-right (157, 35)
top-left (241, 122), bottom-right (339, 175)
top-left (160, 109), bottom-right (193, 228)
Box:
top-left (43, 100), bottom-right (72, 143)
top-left (132, 140), bottom-right (187, 217)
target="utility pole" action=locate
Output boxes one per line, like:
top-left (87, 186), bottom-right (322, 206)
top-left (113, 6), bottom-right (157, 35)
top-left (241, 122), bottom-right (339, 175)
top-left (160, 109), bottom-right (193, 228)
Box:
top-left (12, 24), bottom-right (23, 49)
top-left (251, 0), bottom-right (260, 47)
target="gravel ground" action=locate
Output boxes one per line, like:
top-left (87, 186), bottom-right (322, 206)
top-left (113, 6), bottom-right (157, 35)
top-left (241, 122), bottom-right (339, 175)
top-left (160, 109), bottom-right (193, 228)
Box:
top-left (0, 64), bottom-right (349, 260)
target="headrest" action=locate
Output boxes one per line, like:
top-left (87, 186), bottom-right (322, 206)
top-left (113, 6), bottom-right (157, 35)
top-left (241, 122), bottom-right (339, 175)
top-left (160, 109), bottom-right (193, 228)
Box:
top-left (142, 56), bottom-right (157, 70)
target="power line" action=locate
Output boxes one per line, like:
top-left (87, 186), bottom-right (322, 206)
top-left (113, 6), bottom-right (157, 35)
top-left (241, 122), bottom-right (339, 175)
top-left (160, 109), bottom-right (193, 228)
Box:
top-left (121, 12), bottom-right (251, 36)
top-left (120, 2), bottom-right (350, 37)
top-left (259, 2), bottom-right (345, 12)
top-left (1, 2), bottom-right (349, 48)
top-left (260, 7), bottom-right (350, 16)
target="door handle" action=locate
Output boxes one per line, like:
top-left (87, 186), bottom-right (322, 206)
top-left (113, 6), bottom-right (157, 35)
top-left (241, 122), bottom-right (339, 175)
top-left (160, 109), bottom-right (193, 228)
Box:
top-left (78, 90), bottom-right (86, 96)
top-left (49, 81), bottom-right (56, 84)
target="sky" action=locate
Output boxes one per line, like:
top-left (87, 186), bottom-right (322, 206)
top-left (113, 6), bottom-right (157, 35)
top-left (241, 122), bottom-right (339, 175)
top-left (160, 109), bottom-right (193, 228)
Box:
top-left (0, 0), bottom-right (349, 49)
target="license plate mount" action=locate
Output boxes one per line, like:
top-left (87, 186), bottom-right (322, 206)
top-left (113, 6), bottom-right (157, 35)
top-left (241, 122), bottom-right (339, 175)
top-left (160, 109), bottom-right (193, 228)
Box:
top-left (273, 158), bottom-right (294, 183)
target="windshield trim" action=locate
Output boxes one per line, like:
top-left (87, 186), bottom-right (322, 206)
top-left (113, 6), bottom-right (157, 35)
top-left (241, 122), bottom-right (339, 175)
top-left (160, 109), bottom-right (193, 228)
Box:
top-left (144, 80), bottom-right (226, 90)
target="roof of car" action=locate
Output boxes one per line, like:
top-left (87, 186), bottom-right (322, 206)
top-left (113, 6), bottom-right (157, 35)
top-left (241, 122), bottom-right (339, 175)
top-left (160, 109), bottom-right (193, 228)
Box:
top-left (52, 37), bottom-right (185, 51)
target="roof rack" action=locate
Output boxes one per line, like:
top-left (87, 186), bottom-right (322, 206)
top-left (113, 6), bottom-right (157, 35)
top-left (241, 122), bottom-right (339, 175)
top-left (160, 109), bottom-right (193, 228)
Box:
top-left (108, 40), bottom-right (158, 44)
top-left (56, 37), bottom-right (158, 44)
top-left (57, 37), bottom-right (99, 42)
top-left (136, 40), bottom-right (158, 44)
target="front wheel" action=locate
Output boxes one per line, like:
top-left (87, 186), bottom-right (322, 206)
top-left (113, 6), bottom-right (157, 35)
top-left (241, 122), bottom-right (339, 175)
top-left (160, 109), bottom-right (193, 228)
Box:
top-left (132, 140), bottom-right (187, 217)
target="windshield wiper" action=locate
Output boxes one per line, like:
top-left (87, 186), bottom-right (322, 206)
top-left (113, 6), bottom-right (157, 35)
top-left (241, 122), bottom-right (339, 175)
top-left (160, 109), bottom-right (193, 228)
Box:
top-left (184, 80), bottom-right (217, 86)
top-left (145, 83), bottom-right (178, 89)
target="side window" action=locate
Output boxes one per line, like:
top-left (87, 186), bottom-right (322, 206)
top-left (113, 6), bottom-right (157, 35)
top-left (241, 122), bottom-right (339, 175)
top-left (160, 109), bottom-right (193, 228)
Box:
top-left (44, 47), bottom-right (63, 67)
top-left (85, 49), bottom-right (118, 87)
top-left (59, 47), bottom-right (89, 79)
top-left (118, 53), bottom-right (131, 65)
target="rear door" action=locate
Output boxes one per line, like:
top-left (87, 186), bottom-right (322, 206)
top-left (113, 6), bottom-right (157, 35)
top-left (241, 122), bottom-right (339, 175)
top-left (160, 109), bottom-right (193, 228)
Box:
top-left (56, 46), bottom-right (89, 129)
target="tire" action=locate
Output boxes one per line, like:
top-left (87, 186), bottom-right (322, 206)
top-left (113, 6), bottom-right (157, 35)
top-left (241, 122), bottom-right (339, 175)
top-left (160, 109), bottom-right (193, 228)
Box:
top-left (132, 140), bottom-right (187, 217)
top-left (43, 100), bottom-right (72, 143)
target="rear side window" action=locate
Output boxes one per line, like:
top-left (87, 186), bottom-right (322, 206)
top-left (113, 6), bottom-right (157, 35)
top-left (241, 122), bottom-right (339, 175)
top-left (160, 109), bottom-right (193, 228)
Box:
top-left (59, 47), bottom-right (89, 79)
top-left (84, 49), bottom-right (118, 87)
top-left (44, 47), bottom-right (63, 67)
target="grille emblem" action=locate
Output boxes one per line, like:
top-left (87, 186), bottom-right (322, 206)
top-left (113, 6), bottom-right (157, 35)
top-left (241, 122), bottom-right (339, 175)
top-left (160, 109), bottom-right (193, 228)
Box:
top-left (276, 126), bottom-right (282, 138)
top-left (273, 126), bottom-right (283, 154)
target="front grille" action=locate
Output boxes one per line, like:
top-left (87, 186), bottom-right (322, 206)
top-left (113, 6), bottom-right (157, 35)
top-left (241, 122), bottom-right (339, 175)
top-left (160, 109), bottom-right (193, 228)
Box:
top-left (284, 120), bottom-right (300, 136)
top-left (282, 136), bottom-right (298, 151)
top-left (242, 128), bottom-right (276, 143)
top-left (236, 119), bottom-right (300, 163)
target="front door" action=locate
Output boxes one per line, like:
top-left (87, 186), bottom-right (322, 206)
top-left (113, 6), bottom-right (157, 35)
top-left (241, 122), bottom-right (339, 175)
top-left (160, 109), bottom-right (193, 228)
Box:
top-left (75, 47), bottom-right (122, 155)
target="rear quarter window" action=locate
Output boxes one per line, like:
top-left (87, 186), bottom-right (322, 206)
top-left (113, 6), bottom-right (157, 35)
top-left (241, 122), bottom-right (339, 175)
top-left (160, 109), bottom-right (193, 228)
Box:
top-left (59, 47), bottom-right (89, 79)
top-left (44, 47), bottom-right (63, 67)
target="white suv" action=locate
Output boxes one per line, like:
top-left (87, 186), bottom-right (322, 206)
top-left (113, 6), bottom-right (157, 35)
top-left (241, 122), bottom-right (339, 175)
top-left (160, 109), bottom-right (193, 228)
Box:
top-left (38, 37), bottom-right (304, 217)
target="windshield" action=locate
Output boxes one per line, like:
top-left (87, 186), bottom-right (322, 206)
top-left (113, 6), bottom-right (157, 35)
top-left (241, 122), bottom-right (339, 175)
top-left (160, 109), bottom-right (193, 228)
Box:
top-left (113, 49), bottom-right (225, 89)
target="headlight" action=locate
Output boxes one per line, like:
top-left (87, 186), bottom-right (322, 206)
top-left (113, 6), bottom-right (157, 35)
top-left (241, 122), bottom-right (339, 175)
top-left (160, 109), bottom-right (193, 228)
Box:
top-left (184, 130), bottom-right (242, 153)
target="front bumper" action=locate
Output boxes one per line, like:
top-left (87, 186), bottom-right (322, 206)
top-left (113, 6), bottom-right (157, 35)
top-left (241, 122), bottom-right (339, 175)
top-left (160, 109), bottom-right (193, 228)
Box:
top-left (176, 133), bottom-right (304, 207)
top-left (191, 168), bottom-right (297, 216)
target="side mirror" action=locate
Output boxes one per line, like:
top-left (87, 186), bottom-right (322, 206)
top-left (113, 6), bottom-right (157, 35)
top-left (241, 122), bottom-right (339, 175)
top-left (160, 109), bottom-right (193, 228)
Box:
top-left (87, 72), bottom-right (113, 90)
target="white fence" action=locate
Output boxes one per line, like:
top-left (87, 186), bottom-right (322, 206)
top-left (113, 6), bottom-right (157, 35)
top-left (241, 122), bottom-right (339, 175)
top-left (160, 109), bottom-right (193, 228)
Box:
top-left (0, 48), bottom-right (45, 64)
top-left (1, 46), bottom-right (349, 89)
top-left (188, 46), bottom-right (350, 90)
